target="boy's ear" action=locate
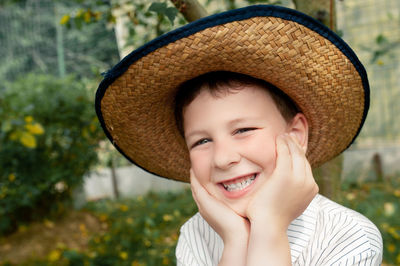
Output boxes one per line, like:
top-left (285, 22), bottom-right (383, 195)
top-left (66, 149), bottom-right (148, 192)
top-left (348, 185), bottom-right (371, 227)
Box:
top-left (287, 113), bottom-right (309, 151)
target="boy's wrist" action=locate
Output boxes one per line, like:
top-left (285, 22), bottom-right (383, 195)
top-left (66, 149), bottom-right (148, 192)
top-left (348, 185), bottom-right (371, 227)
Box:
top-left (219, 237), bottom-right (248, 266)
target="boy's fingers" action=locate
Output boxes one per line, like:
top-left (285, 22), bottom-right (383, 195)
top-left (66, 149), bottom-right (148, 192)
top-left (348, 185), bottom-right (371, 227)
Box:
top-left (286, 133), bottom-right (307, 177)
top-left (274, 134), bottom-right (292, 175)
top-left (287, 135), bottom-right (319, 196)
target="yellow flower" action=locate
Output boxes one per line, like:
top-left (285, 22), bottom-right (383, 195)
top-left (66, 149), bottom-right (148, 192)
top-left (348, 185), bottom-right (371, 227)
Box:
top-left (162, 257), bottom-right (169, 265)
top-left (25, 123), bottom-right (44, 135)
top-left (144, 239), bottom-right (151, 247)
top-left (94, 11), bottom-right (101, 20)
top-left (381, 223), bottom-right (389, 230)
top-left (60, 14), bottom-right (70, 25)
top-left (44, 219), bottom-right (54, 228)
top-left (384, 202), bottom-right (395, 216)
top-left (90, 123), bottom-right (96, 132)
top-left (80, 224), bottom-right (88, 237)
top-left (126, 217), bottom-right (134, 224)
top-left (84, 11), bottom-right (91, 23)
top-left (163, 214), bottom-right (173, 222)
top-left (119, 204), bottom-right (129, 212)
top-left (388, 243), bottom-right (396, 253)
top-left (8, 173), bottom-right (16, 182)
top-left (24, 116), bottom-right (33, 123)
top-left (99, 214), bottom-right (108, 222)
top-left (19, 132), bottom-right (36, 148)
top-left (18, 225), bottom-right (27, 233)
top-left (388, 227), bottom-right (400, 239)
top-left (48, 250), bottom-right (61, 262)
top-left (394, 189), bottom-right (400, 197)
top-left (119, 251), bottom-right (128, 260)
top-left (346, 192), bottom-right (356, 201)
top-left (131, 261), bottom-right (142, 266)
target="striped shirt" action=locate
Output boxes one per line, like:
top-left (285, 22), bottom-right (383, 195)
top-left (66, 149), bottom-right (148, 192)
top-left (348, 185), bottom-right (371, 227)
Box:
top-left (176, 194), bottom-right (383, 265)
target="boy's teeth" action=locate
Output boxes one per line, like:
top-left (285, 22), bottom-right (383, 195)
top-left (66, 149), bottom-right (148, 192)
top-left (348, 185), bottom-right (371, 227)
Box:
top-left (222, 174), bottom-right (256, 192)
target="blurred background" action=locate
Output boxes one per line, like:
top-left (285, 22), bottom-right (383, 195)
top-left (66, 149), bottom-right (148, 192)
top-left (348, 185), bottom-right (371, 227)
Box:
top-left (0, 0), bottom-right (399, 265)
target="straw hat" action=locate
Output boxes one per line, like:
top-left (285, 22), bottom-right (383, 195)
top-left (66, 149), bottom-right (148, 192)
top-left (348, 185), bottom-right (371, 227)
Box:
top-left (95, 5), bottom-right (369, 182)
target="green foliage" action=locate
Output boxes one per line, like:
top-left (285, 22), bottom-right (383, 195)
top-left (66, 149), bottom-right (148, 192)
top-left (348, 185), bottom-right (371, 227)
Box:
top-left (339, 175), bottom-right (400, 265)
top-left (148, 2), bottom-right (178, 25)
top-left (21, 189), bottom-right (197, 266)
top-left (63, 0), bottom-right (187, 50)
top-left (0, 1), bottom-right (119, 82)
top-left (0, 73), bottom-right (104, 236)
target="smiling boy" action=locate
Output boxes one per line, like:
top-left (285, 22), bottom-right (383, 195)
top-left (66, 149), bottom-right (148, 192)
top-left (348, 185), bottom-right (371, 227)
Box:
top-left (95, 5), bottom-right (383, 266)
top-left (175, 71), bottom-right (318, 265)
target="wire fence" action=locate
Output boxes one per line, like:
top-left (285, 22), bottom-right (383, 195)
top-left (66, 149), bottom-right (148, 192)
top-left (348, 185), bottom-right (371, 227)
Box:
top-left (337, 0), bottom-right (400, 145)
top-left (0, 0), bottom-right (119, 82)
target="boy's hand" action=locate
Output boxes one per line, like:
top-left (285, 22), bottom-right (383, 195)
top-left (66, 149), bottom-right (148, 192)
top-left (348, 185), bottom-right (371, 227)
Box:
top-left (190, 170), bottom-right (250, 243)
top-left (245, 134), bottom-right (318, 265)
top-left (246, 133), bottom-right (319, 231)
top-left (190, 170), bottom-right (249, 265)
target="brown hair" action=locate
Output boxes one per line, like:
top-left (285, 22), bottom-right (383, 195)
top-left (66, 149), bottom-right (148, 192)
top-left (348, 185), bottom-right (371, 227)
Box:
top-left (174, 71), bottom-right (300, 135)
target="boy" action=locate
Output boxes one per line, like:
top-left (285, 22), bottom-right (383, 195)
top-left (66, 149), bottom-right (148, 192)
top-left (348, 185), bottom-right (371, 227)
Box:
top-left (174, 71), bottom-right (381, 265)
top-left (95, 5), bottom-right (382, 265)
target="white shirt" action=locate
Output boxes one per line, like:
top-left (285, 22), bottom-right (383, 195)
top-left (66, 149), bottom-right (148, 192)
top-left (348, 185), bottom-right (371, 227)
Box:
top-left (176, 194), bottom-right (382, 265)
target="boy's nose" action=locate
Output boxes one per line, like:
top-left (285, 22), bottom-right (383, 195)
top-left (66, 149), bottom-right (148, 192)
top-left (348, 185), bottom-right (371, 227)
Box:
top-left (212, 140), bottom-right (241, 170)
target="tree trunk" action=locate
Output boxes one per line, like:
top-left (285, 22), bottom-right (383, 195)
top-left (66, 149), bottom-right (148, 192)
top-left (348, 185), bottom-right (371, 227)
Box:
top-left (292, 0), bottom-right (336, 31)
top-left (293, 0), bottom-right (342, 200)
top-left (170, 0), bottom-right (208, 22)
top-left (112, 3), bottom-right (134, 58)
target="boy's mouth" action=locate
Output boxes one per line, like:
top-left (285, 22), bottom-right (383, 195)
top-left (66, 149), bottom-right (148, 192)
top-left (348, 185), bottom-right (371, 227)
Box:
top-left (221, 173), bottom-right (257, 192)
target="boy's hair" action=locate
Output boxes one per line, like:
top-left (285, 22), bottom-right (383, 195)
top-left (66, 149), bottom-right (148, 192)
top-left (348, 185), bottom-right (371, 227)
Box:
top-left (174, 71), bottom-right (300, 136)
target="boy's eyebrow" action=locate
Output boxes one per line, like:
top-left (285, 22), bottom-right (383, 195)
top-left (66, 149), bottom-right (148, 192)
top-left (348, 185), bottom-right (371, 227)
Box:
top-left (227, 117), bottom-right (260, 126)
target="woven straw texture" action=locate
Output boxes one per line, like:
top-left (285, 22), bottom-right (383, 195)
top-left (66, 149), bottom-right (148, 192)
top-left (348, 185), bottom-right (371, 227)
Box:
top-left (100, 16), bottom-right (365, 182)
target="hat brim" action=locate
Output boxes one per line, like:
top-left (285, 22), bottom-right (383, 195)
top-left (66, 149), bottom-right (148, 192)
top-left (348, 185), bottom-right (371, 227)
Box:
top-left (96, 5), bottom-right (369, 183)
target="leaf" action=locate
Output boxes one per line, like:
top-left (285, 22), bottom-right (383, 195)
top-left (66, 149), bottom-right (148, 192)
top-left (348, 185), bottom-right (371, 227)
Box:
top-left (164, 7), bottom-right (178, 25)
top-left (148, 2), bottom-right (167, 14)
top-left (148, 2), bottom-right (177, 25)
top-left (376, 34), bottom-right (388, 45)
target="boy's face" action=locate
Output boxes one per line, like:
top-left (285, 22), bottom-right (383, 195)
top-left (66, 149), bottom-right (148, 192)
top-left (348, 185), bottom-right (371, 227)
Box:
top-left (183, 85), bottom-right (292, 217)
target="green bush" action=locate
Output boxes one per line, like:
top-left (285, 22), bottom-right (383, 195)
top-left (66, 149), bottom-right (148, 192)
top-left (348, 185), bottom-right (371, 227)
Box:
top-left (23, 189), bottom-right (197, 266)
top-left (0, 74), bottom-right (103, 235)
top-left (82, 190), bottom-right (197, 266)
top-left (339, 175), bottom-right (400, 264)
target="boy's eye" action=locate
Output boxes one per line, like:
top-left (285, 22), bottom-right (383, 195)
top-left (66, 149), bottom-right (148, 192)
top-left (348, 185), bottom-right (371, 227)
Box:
top-left (234, 128), bottom-right (256, 134)
top-left (192, 138), bottom-right (211, 148)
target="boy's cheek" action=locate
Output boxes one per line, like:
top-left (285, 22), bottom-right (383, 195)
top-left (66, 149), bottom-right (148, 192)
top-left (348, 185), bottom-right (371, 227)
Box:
top-left (190, 154), bottom-right (211, 185)
top-left (241, 136), bottom-right (277, 169)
